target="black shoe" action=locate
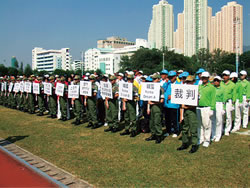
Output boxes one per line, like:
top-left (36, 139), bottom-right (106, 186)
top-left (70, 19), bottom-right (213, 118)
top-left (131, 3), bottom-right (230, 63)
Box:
top-left (104, 127), bottom-right (113, 132)
top-left (91, 123), bottom-right (99, 129)
top-left (177, 144), bottom-right (189, 151)
top-left (145, 135), bottom-right (156, 141)
top-left (87, 122), bottom-right (93, 128)
top-left (51, 115), bottom-right (57, 119)
top-left (37, 113), bottom-right (43, 116)
top-left (30, 111), bottom-right (35, 114)
top-left (62, 117), bottom-right (67, 121)
top-left (189, 145), bottom-right (199, 154)
top-left (112, 128), bottom-right (119, 133)
top-left (155, 136), bottom-right (162, 144)
top-left (74, 120), bottom-right (81, 126)
top-left (130, 131), bottom-right (137, 137)
top-left (120, 130), bottom-right (130, 136)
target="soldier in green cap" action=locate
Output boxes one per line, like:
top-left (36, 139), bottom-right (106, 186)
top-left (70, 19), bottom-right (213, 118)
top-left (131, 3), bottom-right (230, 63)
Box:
top-left (48, 76), bottom-right (57, 118)
top-left (27, 77), bottom-right (35, 114)
top-left (120, 74), bottom-right (139, 137)
top-left (9, 78), bottom-right (16, 109)
top-left (85, 74), bottom-right (98, 128)
top-left (145, 73), bottom-right (165, 144)
top-left (177, 75), bottom-right (199, 153)
top-left (0, 78), bottom-right (3, 105)
top-left (22, 78), bottom-right (29, 112)
top-left (15, 78), bottom-right (21, 109)
top-left (72, 75), bottom-right (82, 125)
top-left (36, 77), bottom-right (45, 116)
top-left (104, 75), bottom-right (120, 133)
top-left (58, 76), bottom-right (68, 121)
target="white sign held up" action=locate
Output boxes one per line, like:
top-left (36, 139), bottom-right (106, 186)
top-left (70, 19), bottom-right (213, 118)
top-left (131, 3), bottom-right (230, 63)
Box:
top-left (119, 82), bottom-right (133, 100)
top-left (55, 83), bottom-right (65, 97)
top-left (100, 81), bottom-right (113, 99)
top-left (1, 83), bottom-right (4, 91)
top-left (44, 83), bottom-right (52, 95)
top-left (80, 81), bottom-right (92, 97)
top-left (140, 83), bottom-right (160, 102)
top-left (13, 83), bottom-right (20, 92)
top-left (20, 82), bottom-right (24, 92)
top-left (33, 83), bottom-right (40, 94)
top-left (25, 82), bottom-right (32, 93)
top-left (171, 84), bottom-right (198, 106)
top-left (8, 83), bottom-right (14, 92)
top-left (68, 85), bottom-right (79, 98)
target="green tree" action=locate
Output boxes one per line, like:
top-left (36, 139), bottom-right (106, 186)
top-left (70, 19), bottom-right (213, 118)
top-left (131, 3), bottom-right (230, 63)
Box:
top-left (0, 64), bottom-right (8, 76)
top-left (18, 62), bottom-right (24, 75)
top-left (8, 67), bottom-right (18, 76)
top-left (24, 64), bottom-right (33, 76)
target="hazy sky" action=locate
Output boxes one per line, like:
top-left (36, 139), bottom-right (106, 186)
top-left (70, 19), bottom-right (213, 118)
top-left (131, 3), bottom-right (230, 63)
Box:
top-left (0, 0), bottom-right (249, 67)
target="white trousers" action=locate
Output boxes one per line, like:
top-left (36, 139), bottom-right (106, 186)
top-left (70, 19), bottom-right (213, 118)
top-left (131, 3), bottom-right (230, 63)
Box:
top-left (197, 107), bottom-right (213, 144)
top-left (225, 100), bottom-right (233, 134)
top-left (233, 99), bottom-right (242, 131)
top-left (242, 96), bottom-right (249, 128)
top-left (211, 102), bottom-right (224, 140)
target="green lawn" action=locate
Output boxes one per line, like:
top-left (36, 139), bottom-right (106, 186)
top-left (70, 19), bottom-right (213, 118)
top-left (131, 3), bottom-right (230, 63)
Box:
top-left (0, 106), bottom-right (249, 187)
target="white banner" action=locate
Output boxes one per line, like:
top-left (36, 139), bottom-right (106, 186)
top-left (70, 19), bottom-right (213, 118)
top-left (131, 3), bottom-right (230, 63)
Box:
top-left (33, 83), bottom-right (40, 94)
top-left (140, 82), bottom-right (160, 102)
top-left (119, 82), bottom-right (133, 100)
top-left (13, 83), bottom-right (20, 93)
top-left (171, 84), bottom-right (198, 106)
top-left (24, 82), bottom-right (32, 93)
top-left (80, 81), bottom-right (92, 97)
top-left (8, 83), bottom-right (14, 92)
top-left (20, 82), bottom-right (24, 92)
top-left (44, 83), bottom-right (52, 95)
top-left (100, 81), bottom-right (113, 99)
top-left (55, 83), bottom-right (65, 97)
top-left (68, 85), bottom-right (79, 99)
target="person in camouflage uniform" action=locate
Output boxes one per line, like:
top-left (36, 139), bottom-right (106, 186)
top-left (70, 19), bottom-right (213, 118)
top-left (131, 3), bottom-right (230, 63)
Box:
top-left (145, 73), bottom-right (165, 144)
top-left (27, 77), bottom-right (35, 114)
top-left (85, 74), bottom-right (98, 129)
top-left (37, 77), bottom-right (46, 116)
top-left (72, 75), bottom-right (82, 125)
top-left (22, 78), bottom-right (29, 112)
top-left (48, 76), bottom-right (57, 118)
top-left (0, 78), bottom-right (3, 105)
top-left (58, 76), bottom-right (68, 121)
top-left (120, 74), bottom-right (139, 137)
top-left (104, 75), bottom-right (119, 133)
top-left (15, 78), bottom-right (22, 109)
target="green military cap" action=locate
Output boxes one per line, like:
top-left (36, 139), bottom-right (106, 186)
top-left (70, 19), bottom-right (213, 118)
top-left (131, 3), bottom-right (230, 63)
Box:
top-left (186, 75), bottom-right (195, 82)
top-left (49, 76), bottom-right (55, 80)
top-left (60, 76), bottom-right (66, 82)
top-left (74, 75), bottom-right (80, 80)
top-left (127, 74), bottom-right (134, 79)
top-left (28, 77), bottom-right (33, 81)
top-left (109, 75), bottom-right (117, 81)
top-left (37, 77), bottom-right (43, 81)
top-left (151, 73), bottom-right (161, 79)
top-left (89, 74), bottom-right (96, 80)
top-left (7, 78), bottom-right (10, 81)
top-left (0, 78), bottom-right (3, 81)
top-left (30, 75), bottom-right (35, 78)
top-left (23, 78), bottom-right (28, 81)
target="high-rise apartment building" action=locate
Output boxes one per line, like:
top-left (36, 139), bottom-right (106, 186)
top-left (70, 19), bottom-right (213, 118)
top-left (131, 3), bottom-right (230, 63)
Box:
top-left (148, 0), bottom-right (174, 50)
top-left (174, 13), bottom-right (184, 53)
top-left (184, 0), bottom-right (208, 56)
top-left (32, 47), bottom-right (72, 72)
top-left (209, 1), bottom-right (243, 54)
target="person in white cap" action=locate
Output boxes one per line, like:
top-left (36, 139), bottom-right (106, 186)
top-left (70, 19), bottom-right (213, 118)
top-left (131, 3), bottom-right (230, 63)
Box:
top-left (211, 76), bottom-right (225, 142)
top-left (196, 72), bottom-right (216, 147)
top-left (239, 70), bottom-right (249, 128)
top-left (221, 70), bottom-right (235, 136)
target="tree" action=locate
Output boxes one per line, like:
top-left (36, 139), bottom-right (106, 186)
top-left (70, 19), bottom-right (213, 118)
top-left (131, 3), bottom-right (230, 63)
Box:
top-left (18, 62), bottom-right (24, 75)
top-left (0, 64), bottom-right (8, 76)
top-left (8, 67), bottom-right (18, 76)
top-left (24, 64), bottom-right (33, 76)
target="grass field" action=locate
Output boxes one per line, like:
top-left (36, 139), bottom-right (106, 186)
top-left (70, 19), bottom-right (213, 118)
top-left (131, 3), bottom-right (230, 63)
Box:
top-left (0, 106), bottom-right (249, 187)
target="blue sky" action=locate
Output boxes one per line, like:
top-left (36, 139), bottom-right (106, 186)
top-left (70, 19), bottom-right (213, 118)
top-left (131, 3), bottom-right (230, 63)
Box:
top-left (0, 0), bottom-right (249, 67)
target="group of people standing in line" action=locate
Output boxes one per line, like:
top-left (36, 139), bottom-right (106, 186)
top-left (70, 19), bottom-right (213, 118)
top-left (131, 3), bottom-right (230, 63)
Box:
top-left (0, 68), bottom-right (249, 154)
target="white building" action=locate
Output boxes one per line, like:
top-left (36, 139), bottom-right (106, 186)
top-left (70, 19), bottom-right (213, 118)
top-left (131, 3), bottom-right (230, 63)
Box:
top-left (32, 47), bottom-right (72, 72)
top-left (71, 60), bottom-right (83, 71)
top-left (99, 54), bottom-right (121, 75)
top-left (148, 0), bottom-right (174, 50)
top-left (184, 0), bottom-right (208, 56)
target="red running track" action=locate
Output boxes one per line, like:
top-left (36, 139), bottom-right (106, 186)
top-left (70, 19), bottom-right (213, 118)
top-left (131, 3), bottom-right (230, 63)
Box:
top-left (0, 149), bottom-right (57, 187)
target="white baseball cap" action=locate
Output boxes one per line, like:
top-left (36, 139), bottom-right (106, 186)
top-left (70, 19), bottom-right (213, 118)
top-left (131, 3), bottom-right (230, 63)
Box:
top-left (138, 70), bottom-right (143, 74)
top-left (230, 72), bottom-right (238, 78)
top-left (240, 70), bottom-right (247, 76)
top-left (222, 70), bottom-right (230, 75)
top-left (177, 70), bottom-right (184, 73)
top-left (201, 71), bottom-right (210, 78)
top-left (86, 73), bottom-right (90, 76)
top-left (118, 73), bottom-right (124, 77)
top-left (214, 76), bottom-right (222, 81)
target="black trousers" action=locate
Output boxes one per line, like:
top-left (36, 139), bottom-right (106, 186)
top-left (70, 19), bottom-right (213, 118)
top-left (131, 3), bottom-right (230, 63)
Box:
top-left (164, 108), bottom-right (180, 134)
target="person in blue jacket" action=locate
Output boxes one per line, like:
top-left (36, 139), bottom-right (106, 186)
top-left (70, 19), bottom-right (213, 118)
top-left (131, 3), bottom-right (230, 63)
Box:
top-left (164, 71), bottom-right (181, 137)
top-left (195, 68), bottom-right (205, 85)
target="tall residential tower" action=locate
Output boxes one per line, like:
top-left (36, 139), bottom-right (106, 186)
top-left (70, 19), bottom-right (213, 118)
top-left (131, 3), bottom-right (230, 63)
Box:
top-left (184, 0), bottom-right (208, 56)
top-left (148, 0), bottom-right (174, 50)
